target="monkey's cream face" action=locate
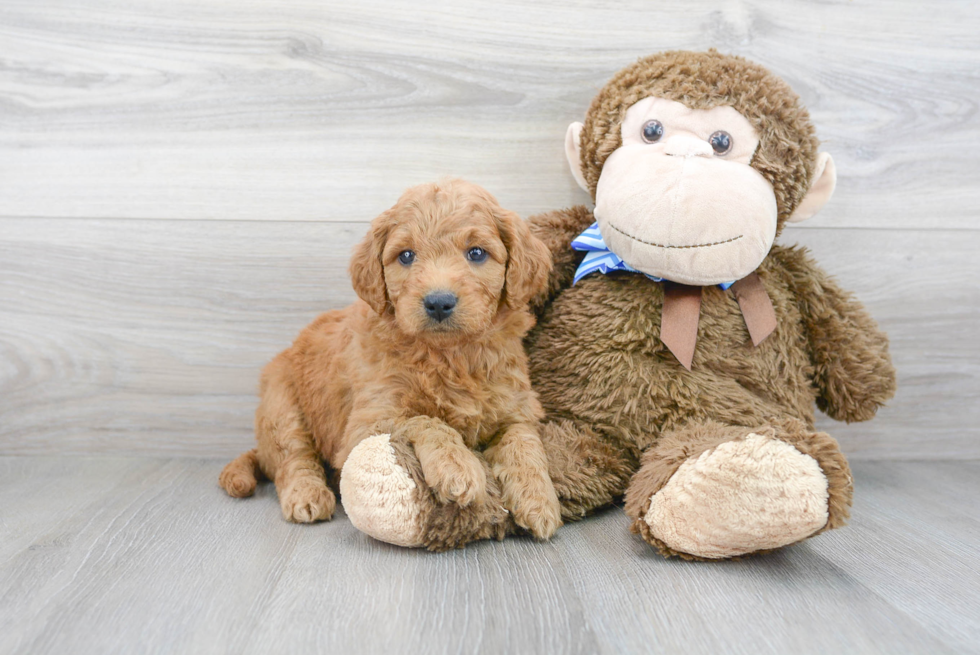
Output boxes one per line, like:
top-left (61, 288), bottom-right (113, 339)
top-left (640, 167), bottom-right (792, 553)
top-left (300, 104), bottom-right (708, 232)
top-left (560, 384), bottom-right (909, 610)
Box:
top-left (591, 96), bottom-right (778, 286)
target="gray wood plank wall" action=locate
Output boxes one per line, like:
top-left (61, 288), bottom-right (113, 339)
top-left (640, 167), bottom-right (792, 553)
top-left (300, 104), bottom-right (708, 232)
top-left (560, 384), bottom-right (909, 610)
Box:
top-left (2, 0), bottom-right (978, 458)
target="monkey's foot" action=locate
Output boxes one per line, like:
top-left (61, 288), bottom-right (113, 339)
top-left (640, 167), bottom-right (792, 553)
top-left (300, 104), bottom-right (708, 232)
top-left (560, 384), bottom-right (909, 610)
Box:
top-left (340, 434), bottom-right (427, 547)
top-left (340, 433), bottom-right (512, 551)
top-left (624, 421), bottom-right (852, 560)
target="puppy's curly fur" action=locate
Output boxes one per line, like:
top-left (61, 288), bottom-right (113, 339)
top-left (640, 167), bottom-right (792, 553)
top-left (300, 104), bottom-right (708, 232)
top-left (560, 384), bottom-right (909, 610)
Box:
top-left (219, 179), bottom-right (562, 540)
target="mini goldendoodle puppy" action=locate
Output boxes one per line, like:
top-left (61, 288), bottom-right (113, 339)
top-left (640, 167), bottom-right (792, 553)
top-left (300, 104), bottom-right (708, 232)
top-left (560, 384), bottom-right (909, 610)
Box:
top-left (219, 179), bottom-right (562, 541)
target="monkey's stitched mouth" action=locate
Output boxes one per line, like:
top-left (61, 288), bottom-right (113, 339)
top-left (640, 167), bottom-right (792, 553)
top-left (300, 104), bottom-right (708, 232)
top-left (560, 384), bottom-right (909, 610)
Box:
top-left (607, 223), bottom-right (743, 250)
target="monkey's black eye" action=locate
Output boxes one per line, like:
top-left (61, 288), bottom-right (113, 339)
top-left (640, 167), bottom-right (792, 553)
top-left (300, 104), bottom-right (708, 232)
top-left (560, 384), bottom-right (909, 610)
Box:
top-left (709, 131), bottom-right (733, 155)
top-left (398, 250), bottom-right (416, 265)
top-left (641, 120), bottom-right (664, 143)
top-left (466, 247), bottom-right (488, 263)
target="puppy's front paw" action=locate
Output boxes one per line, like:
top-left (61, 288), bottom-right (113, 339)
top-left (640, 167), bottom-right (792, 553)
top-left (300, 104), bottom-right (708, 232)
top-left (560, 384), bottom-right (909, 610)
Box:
top-left (392, 416), bottom-right (489, 507)
top-left (502, 475), bottom-right (562, 540)
top-left (425, 450), bottom-right (488, 507)
top-left (279, 478), bottom-right (336, 523)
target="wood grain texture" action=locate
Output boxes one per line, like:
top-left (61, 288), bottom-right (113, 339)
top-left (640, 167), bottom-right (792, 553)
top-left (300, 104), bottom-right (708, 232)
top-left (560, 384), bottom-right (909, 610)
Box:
top-left (1, 457), bottom-right (977, 654)
top-left (0, 0), bottom-right (978, 227)
top-left (2, 4), bottom-right (977, 652)
top-left (1, 0), bottom-right (978, 458)
top-left (0, 218), bottom-right (976, 458)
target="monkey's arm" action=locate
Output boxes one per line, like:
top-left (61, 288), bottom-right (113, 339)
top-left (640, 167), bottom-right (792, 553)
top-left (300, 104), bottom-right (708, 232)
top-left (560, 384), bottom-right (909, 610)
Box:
top-left (527, 205), bottom-right (594, 313)
top-left (774, 245), bottom-right (897, 423)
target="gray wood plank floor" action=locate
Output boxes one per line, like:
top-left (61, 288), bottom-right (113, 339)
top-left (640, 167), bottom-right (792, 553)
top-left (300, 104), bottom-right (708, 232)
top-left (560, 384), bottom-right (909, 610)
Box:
top-left (1, 458), bottom-right (977, 655)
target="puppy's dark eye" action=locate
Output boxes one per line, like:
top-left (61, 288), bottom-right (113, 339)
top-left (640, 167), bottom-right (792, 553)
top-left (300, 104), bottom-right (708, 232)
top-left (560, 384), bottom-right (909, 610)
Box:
top-left (466, 247), bottom-right (488, 263)
top-left (398, 250), bottom-right (415, 265)
top-left (709, 130), bottom-right (732, 155)
top-left (641, 120), bottom-right (664, 143)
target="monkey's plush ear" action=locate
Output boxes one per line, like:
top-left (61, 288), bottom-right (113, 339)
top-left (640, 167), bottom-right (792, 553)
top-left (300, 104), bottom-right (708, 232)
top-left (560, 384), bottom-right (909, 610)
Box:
top-left (788, 152), bottom-right (837, 223)
top-left (349, 214), bottom-right (391, 314)
top-left (496, 208), bottom-right (553, 310)
top-left (565, 122), bottom-right (590, 193)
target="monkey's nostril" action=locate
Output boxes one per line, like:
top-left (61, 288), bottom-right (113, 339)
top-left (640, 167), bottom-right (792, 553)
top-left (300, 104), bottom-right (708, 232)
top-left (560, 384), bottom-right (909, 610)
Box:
top-left (423, 292), bottom-right (457, 322)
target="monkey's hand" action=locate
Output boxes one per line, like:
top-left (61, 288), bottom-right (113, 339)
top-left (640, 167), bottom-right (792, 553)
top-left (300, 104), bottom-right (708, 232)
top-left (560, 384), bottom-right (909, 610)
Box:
top-left (527, 206), bottom-right (596, 313)
top-left (775, 246), bottom-right (897, 423)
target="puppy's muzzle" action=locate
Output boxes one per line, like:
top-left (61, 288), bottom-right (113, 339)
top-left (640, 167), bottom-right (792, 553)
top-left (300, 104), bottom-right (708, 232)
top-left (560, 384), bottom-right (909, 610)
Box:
top-left (423, 292), bottom-right (457, 323)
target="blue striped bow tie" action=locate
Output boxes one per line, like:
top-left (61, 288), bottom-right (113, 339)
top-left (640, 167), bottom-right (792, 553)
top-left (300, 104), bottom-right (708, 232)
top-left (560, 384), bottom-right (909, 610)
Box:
top-left (571, 222), bottom-right (734, 290)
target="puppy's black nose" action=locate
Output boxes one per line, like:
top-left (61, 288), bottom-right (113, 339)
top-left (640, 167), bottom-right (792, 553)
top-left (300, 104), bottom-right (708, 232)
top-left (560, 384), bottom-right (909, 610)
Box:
top-left (423, 292), bottom-right (457, 322)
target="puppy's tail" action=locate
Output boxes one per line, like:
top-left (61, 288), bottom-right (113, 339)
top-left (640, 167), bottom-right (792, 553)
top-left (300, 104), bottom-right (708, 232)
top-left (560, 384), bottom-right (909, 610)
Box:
top-left (219, 448), bottom-right (265, 498)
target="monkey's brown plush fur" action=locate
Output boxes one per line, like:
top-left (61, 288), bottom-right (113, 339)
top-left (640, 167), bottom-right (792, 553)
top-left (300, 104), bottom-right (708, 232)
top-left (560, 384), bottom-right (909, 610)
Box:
top-left (341, 51), bottom-right (896, 558)
top-left (522, 52), bottom-right (895, 558)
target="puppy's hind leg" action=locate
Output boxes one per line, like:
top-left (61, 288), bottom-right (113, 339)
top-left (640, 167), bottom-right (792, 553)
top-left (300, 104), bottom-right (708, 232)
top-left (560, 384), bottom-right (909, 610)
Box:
top-left (219, 448), bottom-right (265, 498)
top-left (255, 357), bottom-right (336, 523)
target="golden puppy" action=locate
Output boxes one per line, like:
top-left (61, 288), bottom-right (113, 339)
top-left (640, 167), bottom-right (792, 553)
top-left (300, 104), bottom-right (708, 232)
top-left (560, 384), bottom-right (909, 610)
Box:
top-left (219, 179), bottom-right (562, 540)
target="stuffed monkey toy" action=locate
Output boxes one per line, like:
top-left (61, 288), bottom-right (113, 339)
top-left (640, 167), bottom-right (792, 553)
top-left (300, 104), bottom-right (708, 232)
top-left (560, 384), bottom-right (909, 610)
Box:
top-left (341, 50), bottom-right (897, 559)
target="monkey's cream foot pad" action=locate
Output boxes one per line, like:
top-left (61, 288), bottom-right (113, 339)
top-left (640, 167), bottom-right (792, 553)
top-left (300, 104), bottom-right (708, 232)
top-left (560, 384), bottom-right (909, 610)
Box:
top-left (340, 434), bottom-right (426, 548)
top-left (643, 433), bottom-right (831, 559)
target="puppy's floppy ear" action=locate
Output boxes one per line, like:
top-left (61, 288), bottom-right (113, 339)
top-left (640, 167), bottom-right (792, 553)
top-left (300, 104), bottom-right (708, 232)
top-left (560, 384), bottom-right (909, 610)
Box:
top-left (495, 207), bottom-right (553, 310)
top-left (349, 211), bottom-right (392, 315)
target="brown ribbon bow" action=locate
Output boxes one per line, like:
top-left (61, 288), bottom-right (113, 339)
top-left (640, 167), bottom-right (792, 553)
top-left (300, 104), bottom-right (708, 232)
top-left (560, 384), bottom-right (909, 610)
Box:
top-left (660, 272), bottom-right (777, 371)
